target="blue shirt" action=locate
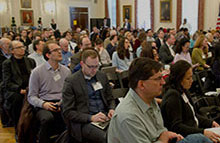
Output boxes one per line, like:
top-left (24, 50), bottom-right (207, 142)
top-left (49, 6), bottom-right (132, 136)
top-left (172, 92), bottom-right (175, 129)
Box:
top-left (0, 48), bottom-right (11, 59)
top-left (28, 62), bottom-right (71, 108)
top-left (61, 50), bottom-right (73, 67)
top-left (112, 51), bottom-right (133, 71)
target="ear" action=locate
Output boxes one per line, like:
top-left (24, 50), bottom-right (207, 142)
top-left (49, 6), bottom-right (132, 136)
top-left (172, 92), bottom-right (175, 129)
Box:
top-left (46, 53), bottom-right (50, 59)
top-left (137, 80), bottom-right (145, 90)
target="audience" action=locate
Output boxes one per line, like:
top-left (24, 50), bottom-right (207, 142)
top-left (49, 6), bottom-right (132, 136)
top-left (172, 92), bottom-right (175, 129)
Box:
top-left (62, 49), bottom-right (115, 143)
top-left (2, 40), bottom-right (35, 136)
top-left (192, 35), bottom-right (210, 71)
top-left (112, 37), bottom-right (133, 72)
top-left (59, 38), bottom-right (73, 67)
top-left (28, 41), bottom-right (71, 143)
top-left (161, 60), bottom-right (219, 142)
top-left (28, 39), bottom-right (46, 66)
top-left (108, 57), bottom-right (211, 143)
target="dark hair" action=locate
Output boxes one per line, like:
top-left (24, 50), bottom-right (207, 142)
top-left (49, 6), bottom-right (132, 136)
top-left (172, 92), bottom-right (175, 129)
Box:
top-left (62, 31), bottom-right (71, 38)
top-left (129, 57), bottom-right (163, 90)
top-left (116, 37), bottom-right (130, 60)
top-left (146, 29), bottom-right (152, 33)
top-left (33, 39), bottom-right (43, 51)
top-left (165, 60), bottom-right (192, 91)
top-left (43, 40), bottom-right (58, 61)
top-left (95, 38), bottom-right (103, 45)
top-left (175, 37), bottom-right (190, 54)
top-left (110, 35), bottom-right (117, 41)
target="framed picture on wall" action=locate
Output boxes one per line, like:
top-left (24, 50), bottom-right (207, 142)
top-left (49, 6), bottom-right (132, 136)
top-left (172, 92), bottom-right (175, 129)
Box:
top-left (20, 0), bottom-right (32, 8)
top-left (20, 10), bottom-right (34, 26)
top-left (160, 0), bottom-right (172, 22)
top-left (123, 5), bottom-right (132, 22)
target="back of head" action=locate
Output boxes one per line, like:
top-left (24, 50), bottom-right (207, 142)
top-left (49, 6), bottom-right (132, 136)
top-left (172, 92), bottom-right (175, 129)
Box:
top-left (165, 60), bottom-right (191, 91)
top-left (129, 57), bottom-right (162, 90)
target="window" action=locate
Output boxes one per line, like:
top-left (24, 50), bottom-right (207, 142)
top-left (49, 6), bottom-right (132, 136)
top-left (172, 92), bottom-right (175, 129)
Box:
top-left (182, 0), bottom-right (199, 35)
top-left (137, 0), bottom-right (151, 30)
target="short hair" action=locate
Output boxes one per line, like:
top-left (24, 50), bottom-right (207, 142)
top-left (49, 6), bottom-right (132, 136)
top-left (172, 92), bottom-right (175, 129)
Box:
top-left (129, 57), bottom-right (163, 90)
top-left (95, 38), bottom-right (103, 45)
top-left (165, 60), bottom-right (192, 91)
top-left (43, 40), bottom-right (58, 61)
top-left (80, 48), bottom-right (99, 63)
top-left (110, 35), bottom-right (117, 41)
top-left (33, 39), bottom-right (43, 51)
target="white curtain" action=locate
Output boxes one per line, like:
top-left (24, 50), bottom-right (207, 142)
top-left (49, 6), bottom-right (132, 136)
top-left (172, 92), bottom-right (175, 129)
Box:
top-left (108, 0), bottom-right (116, 28)
top-left (182, 0), bottom-right (199, 35)
top-left (137, 0), bottom-right (151, 30)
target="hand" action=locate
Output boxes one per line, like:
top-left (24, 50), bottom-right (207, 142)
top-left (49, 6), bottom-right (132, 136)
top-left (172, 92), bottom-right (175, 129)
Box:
top-left (158, 131), bottom-right (184, 143)
top-left (204, 64), bottom-right (210, 68)
top-left (212, 121), bottom-right (220, 127)
top-left (91, 112), bottom-right (109, 122)
top-left (204, 129), bottom-right (220, 143)
top-left (42, 102), bottom-right (59, 112)
top-left (108, 109), bottom-right (114, 119)
top-left (20, 89), bottom-right (27, 95)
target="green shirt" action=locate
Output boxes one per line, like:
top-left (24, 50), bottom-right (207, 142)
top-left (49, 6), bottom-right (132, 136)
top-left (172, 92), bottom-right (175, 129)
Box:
top-left (108, 88), bottom-right (167, 143)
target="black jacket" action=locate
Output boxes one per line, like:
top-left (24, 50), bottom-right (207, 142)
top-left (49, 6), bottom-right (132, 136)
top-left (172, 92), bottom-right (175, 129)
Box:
top-left (161, 88), bottom-right (213, 137)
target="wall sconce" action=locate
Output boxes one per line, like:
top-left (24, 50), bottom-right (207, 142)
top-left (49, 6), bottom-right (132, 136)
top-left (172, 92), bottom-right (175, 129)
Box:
top-left (44, 1), bottom-right (55, 14)
top-left (0, 2), bottom-right (7, 13)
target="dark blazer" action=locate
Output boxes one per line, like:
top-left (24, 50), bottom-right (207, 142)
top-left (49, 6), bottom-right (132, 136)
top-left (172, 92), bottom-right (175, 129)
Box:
top-left (159, 43), bottom-right (174, 64)
top-left (2, 56), bottom-right (36, 109)
top-left (155, 37), bottom-right (163, 51)
top-left (123, 22), bottom-right (131, 31)
top-left (161, 88), bottom-right (213, 137)
top-left (0, 51), bottom-right (8, 101)
top-left (62, 70), bottom-right (116, 141)
top-left (70, 51), bottom-right (81, 71)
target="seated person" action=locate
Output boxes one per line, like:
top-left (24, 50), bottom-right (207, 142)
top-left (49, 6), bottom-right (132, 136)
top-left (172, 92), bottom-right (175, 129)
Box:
top-left (108, 57), bottom-right (212, 143)
top-left (28, 41), bottom-right (71, 143)
top-left (62, 49), bottom-right (116, 143)
top-left (161, 60), bottom-right (220, 142)
top-left (112, 37), bottom-right (133, 72)
top-left (59, 38), bottom-right (73, 67)
top-left (2, 40), bottom-right (35, 133)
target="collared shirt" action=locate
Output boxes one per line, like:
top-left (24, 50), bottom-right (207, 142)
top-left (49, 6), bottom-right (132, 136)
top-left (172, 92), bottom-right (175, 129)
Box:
top-left (174, 52), bottom-right (192, 65)
top-left (28, 52), bottom-right (46, 66)
top-left (108, 88), bottom-right (167, 143)
top-left (166, 42), bottom-right (175, 57)
top-left (61, 50), bottom-right (73, 67)
top-left (28, 62), bottom-right (71, 108)
top-left (0, 48), bottom-right (11, 59)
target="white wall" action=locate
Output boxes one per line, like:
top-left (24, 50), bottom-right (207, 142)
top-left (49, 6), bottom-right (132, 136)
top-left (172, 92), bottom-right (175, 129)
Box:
top-left (204, 0), bottom-right (220, 31)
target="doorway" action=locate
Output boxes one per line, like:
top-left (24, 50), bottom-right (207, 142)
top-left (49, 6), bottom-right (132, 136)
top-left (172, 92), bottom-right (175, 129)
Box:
top-left (69, 7), bottom-right (88, 31)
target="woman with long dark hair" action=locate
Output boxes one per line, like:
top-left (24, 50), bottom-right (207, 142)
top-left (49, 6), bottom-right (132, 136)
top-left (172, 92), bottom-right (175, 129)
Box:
top-left (161, 60), bottom-right (220, 142)
top-left (112, 37), bottom-right (133, 72)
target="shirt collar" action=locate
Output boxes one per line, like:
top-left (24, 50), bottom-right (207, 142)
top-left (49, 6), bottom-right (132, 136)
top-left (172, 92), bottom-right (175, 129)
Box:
top-left (45, 61), bottom-right (61, 71)
top-left (130, 88), bottom-right (157, 113)
top-left (0, 48), bottom-right (11, 59)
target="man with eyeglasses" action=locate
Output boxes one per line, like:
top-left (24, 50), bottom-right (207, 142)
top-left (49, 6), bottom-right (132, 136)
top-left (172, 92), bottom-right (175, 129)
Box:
top-left (2, 40), bottom-right (36, 136)
top-left (28, 41), bottom-right (71, 143)
top-left (108, 57), bottom-right (212, 143)
top-left (62, 49), bottom-right (115, 143)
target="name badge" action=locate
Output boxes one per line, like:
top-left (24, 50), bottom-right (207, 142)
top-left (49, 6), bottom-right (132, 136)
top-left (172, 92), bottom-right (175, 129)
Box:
top-left (54, 74), bottom-right (61, 82)
top-left (92, 81), bottom-right (103, 91)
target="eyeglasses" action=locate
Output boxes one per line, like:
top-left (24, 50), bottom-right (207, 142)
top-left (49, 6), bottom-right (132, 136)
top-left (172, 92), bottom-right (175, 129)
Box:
top-left (85, 63), bottom-right (99, 69)
top-left (13, 46), bottom-right (26, 50)
top-left (49, 48), bottom-right (62, 53)
top-left (148, 76), bottom-right (164, 81)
